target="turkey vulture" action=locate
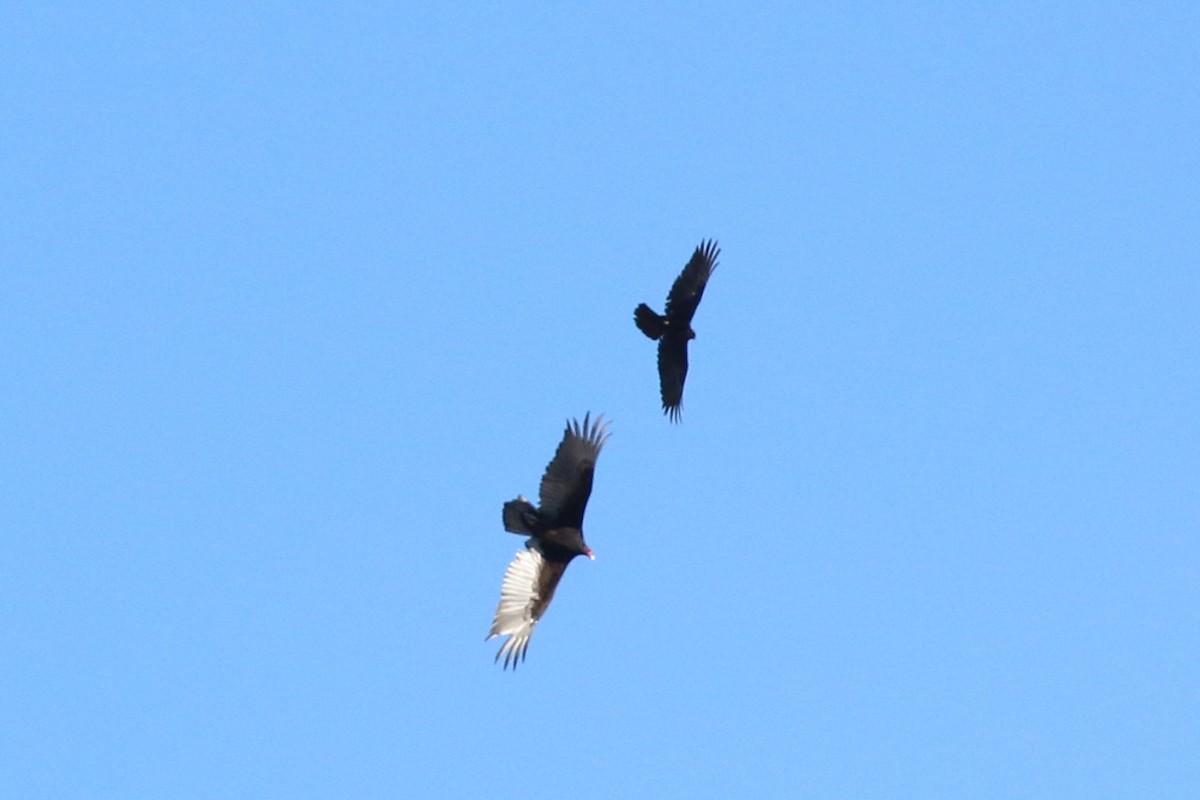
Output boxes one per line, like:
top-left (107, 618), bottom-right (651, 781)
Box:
top-left (634, 239), bottom-right (719, 422)
top-left (487, 413), bottom-right (610, 669)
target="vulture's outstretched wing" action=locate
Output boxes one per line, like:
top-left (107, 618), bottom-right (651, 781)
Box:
top-left (657, 335), bottom-right (696, 422)
top-left (664, 239), bottom-right (719, 325)
top-left (537, 413), bottom-right (610, 527)
top-left (486, 542), bottom-right (569, 670)
top-left (657, 337), bottom-right (688, 422)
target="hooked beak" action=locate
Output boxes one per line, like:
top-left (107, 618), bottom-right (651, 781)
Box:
top-left (584, 547), bottom-right (595, 560)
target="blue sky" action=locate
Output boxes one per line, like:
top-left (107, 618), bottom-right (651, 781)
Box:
top-left (3, 3), bottom-right (1197, 797)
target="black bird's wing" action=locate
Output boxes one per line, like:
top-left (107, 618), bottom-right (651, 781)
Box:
top-left (486, 541), bottom-right (571, 670)
top-left (664, 239), bottom-right (719, 325)
top-left (657, 336), bottom-right (688, 422)
top-left (537, 413), bottom-right (610, 527)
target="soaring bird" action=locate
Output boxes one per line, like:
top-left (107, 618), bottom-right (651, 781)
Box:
top-left (487, 413), bottom-right (610, 669)
top-left (634, 239), bottom-right (719, 422)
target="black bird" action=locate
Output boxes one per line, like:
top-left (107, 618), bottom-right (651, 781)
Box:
top-left (634, 239), bottom-right (719, 422)
top-left (487, 413), bottom-right (610, 669)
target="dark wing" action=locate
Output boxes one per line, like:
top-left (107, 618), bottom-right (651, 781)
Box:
top-left (486, 541), bottom-right (570, 670)
top-left (537, 413), bottom-right (610, 527)
top-left (657, 336), bottom-right (688, 422)
top-left (664, 239), bottom-right (719, 325)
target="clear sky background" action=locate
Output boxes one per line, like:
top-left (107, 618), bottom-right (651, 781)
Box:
top-left (3, 3), bottom-right (1197, 798)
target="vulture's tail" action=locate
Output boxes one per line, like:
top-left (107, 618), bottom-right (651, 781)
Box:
top-left (502, 496), bottom-right (539, 534)
top-left (634, 304), bottom-right (665, 340)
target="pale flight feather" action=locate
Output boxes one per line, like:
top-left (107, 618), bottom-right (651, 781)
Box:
top-left (486, 542), bottom-right (545, 669)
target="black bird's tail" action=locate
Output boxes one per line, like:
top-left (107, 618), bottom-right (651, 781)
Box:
top-left (634, 304), bottom-right (665, 340)
top-left (502, 496), bottom-right (539, 534)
